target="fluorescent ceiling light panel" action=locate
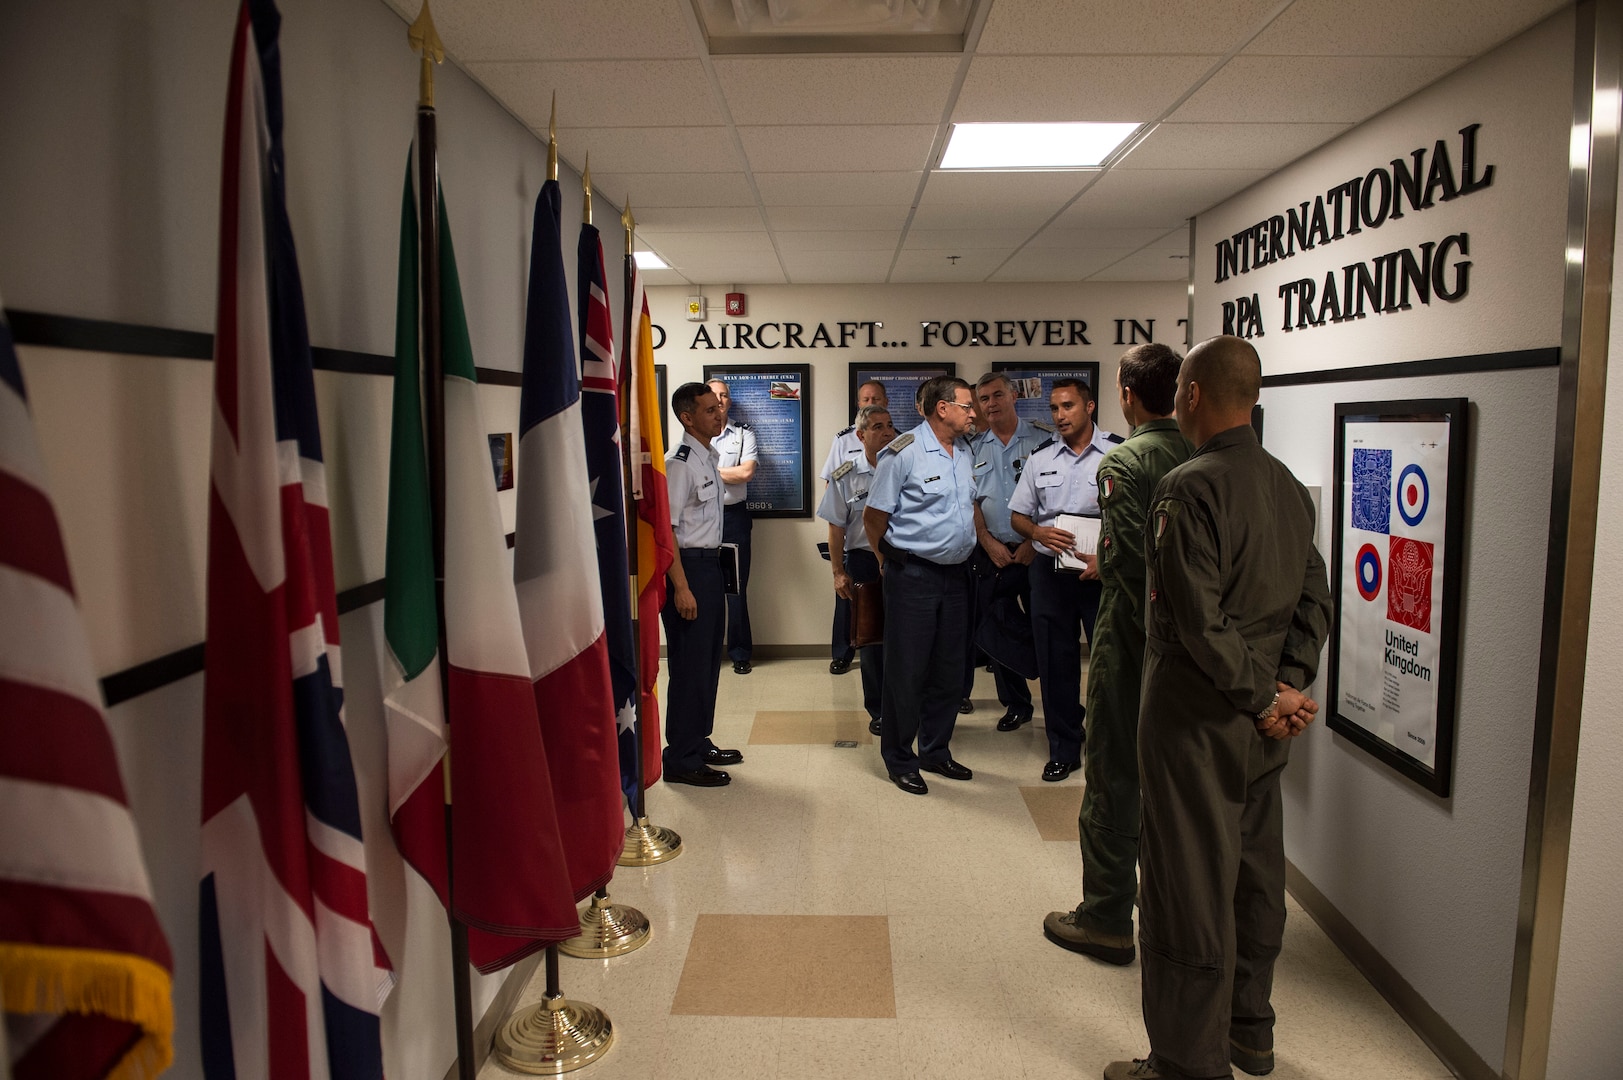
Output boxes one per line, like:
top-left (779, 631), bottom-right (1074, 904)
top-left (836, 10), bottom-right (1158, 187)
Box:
top-left (939, 122), bottom-right (1141, 170)
top-left (634, 251), bottom-right (669, 269)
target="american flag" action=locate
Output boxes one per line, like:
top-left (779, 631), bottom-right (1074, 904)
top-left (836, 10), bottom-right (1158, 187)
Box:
top-left (0, 303), bottom-right (175, 1080)
top-left (198, 4), bottom-right (390, 1077)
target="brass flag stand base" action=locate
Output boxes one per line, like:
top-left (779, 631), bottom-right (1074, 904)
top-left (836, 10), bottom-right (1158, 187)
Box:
top-left (619, 816), bottom-right (682, 866)
top-left (493, 992), bottom-right (614, 1075)
top-left (559, 892), bottom-right (651, 958)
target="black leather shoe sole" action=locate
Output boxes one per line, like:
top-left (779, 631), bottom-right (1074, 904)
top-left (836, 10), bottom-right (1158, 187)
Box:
top-left (889, 771), bottom-right (928, 795)
top-left (1042, 760), bottom-right (1081, 782)
top-left (958, 698), bottom-right (974, 714)
top-left (665, 766), bottom-right (730, 787)
top-left (995, 710), bottom-right (1033, 731)
top-left (868, 717), bottom-right (882, 736)
top-left (921, 759), bottom-right (973, 781)
top-left (705, 748), bottom-right (743, 766)
top-left (733, 660), bottom-right (753, 674)
top-left (829, 658), bottom-right (852, 674)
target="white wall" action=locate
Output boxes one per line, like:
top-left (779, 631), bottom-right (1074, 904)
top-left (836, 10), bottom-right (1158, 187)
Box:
top-left (0, 1), bottom-right (625, 1076)
top-left (647, 280), bottom-right (1187, 648)
top-left (1191, 11), bottom-right (1573, 1070)
top-left (1547, 130), bottom-right (1623, 1080)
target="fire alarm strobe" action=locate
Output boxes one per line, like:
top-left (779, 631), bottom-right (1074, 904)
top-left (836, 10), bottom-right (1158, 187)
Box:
top-left (686, 295), bottom-right (706, 321)
top-left (725, 292), bottom-right (746, 318)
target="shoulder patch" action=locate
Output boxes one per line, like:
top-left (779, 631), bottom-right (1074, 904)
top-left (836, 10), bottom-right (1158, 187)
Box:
top-left (674, 444), bottom-right (692, 461)
top-left (881, 432), bottom-right (915, 456)
top-left (1032, 420), bottom-right (1055, 432)
top-left (1099, 474), bottom-right (1116, 502)
top-left (1151, 499), bottom-right (1181, 551)
top-left (1033, 437), bottom-right (1055, 452)
top-left (830, 460), bottom-right (856, 481)
top-left (837, 424), bottom-right (855, 436)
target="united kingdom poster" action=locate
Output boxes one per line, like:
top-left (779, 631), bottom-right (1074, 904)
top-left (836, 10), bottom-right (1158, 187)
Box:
top-left (1329, 399), bottom-right (1466, 795)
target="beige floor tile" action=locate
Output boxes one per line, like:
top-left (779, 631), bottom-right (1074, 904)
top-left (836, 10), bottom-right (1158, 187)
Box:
top-left (750, 709), bottom-right (875, 745)
top-left (1012, 1014), bottom-right (1147, 1079)
top-left (897, 1016), bottom-right (1024, 1080)
top-left (655, 1016), bottom-right (784, 1080)
top-left (672, 913), bottom-right (895, 1019)
top-left (776, 1018), bottom-right (903, 1079)
top-left (891, 959), bottom-right (1008, 1019)
top-left (1018, 783), bottom-right (1087, 840)
top-left (997, 956), bottom-right (1139, 1020)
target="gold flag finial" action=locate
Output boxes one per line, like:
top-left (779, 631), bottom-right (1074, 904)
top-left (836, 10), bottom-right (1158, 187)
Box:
top-left (548, 92), bottom-right (558, 182)
top-left (408, 1), bottom-right (445, 108)
top-left (622, 198), bottom-right (635, 253)
top-left (583, 154), bottom-right (593, 225)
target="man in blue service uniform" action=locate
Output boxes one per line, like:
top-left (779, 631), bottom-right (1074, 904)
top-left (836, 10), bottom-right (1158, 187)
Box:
top-left (1104, 336), bottom-right (1329, 1080)
top-left (708, 379), bottom-right (759, 675)
top-left (818, 404), bottom-right (898, 737)
top-left (862, 375), bottom-right (978, 796)
top-left (1043, 344), bottom-right (1191, 967)
top-left (660, 382), bottom-right (746, 788)
top-left (1009, 378), bottom-right (1122, 782)
top-left (823, 379), bottom-right (889, 675)
top-left (969, 372), bottom-right (1051, 732)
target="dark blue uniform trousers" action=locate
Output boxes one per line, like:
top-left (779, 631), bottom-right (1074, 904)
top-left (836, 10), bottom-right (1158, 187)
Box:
top-left (880, 557), bottom-right (968, 775)
top-left (723, 503), bottom-right (752, 663)
top-left (831, 593), bottom-right (855, 663)
top-left (845, 547), bottom-right (884, 722)
top-left (1029, 553), bottom-right (1101, 764)
top-left (661, 549), bottom-right (725, 772)
top-left (973, 543), bottom-right (1034, 715)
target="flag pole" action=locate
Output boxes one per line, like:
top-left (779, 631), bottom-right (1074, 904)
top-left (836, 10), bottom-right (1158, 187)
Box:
top-left (409, 7), bottom-right (477, 1080)
top-left (492, 96), bottom-right (615, 1075)
top-left (616, 199), bottom-right (683, 867)
top-left (557, 151), bottom-right (653, 960)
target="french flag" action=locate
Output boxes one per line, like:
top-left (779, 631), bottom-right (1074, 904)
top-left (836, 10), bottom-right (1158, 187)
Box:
top-left (198, 4), bottom-right (390, 1077)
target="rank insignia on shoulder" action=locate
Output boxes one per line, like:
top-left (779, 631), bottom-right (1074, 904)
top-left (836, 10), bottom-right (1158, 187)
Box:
top-left (674, 445), bottom-right (692, 461)
top-left (1032, 420), bottom-right (1055, 432)
top-left (830, 460), bottom-right (855, 481)
top-left (1034, 437), bottom-right (1055, 452)
top-left (882, 432), bottom-right (915, 455)
top-left (1105, 431), bottom-right (1125, 444)
top-left (837, 424), bottom-right (855, 436)
top-left (736, 420), bottom-right (753, 430)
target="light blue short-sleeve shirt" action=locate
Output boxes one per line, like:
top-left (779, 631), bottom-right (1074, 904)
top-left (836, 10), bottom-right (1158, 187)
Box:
top-left (972, 418), bottom-right (1052, 545)
top-left (665, 431), bottom-right (724, 548)
top-left (816, 456), bottom-right (877, 553)
top-left (1007, 426), bottom-right (1122, 556)
top-left (866, 423), bottom-right (976, 565)
top-left (712, 421), bottom-right (757, 506)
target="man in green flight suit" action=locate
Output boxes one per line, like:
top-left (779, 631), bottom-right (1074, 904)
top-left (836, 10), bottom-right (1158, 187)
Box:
top-left (1104, 336), bottom-right (1331, 1080)
top-left (1043, 342), bottom-right (1191, 967)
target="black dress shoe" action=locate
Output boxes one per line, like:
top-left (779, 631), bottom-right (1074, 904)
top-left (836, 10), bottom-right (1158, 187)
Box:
top-left (995, 708), bottom-right (1033, 731)
top-left (921, 758), bottom-right (973, 781)
top-left (868, 717), bottom-right (882, 736)
top-left (705, 747), bottom-right (743, 766)
top-left (665, 765), bottom-right (731, 787)
top-left (958, 698), bottom-right (974, 714)
top-left (889, 771), bottom-right (928, 795)
top-left (1042, 760), bottom-right (1082, 782)
top-left (733, 660), bottom-right (753, 674)
top-left (829, 657), bottom-right (852, 675)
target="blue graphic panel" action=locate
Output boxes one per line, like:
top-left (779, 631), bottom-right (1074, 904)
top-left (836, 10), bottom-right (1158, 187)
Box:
top-left (1351, 448), bottom-right (1391, 533)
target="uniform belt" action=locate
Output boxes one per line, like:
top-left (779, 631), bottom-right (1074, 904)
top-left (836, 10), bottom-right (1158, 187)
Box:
top-left (881, 538), bottom-right (964, 571)
top-left (679, 547), bottom-right (721, 559)
top-left (723, 501), bottom-right (749, 514)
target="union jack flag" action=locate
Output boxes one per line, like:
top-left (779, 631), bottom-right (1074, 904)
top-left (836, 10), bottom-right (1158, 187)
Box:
top-left (199, 3), bottom-right (390, 1077)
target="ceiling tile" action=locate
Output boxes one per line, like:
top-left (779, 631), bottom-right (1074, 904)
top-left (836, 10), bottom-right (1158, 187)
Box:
top-left (589, 172), bottom-right (756, 208)
top-left (921, 170), bottom-right (1092, 205)
top-left (781, 252), bottom-right (896, 283)
top-left (669, 257), bottom-right (788, 285)
top-left (977, 0), bottom-right (1287, 55)
top-left (1024, 225), bottom-right (1177, 249)
top-left (1056, 168), bottom-right (1270, 227)
top-left (1087, 250), bottom-right (1192, 281)
top-left (989, 247), bottom-right (1135, 282)
top-left (767, 205), bottom-right (913, 231)
top-left (890, 248), bottom-right (1009, 282)
top-left (382, 0), bottom-right (698, 61)
top-left (1246, 0), bottom-right (1570, 57)
top-left (468, 60), bottom-right (723, 129)
top-left (632, 206), bottom-right (766, 231)
top-left (738, 125), bottom-right (939, 172)
top-left (1168, 56), bottom-right (1464, 124)
top-left (640, 231), bottom-right (778, 260)
top-left (754, 171), bottom-right (922, 206)
top-left (904, 227), bottom-right (1034, 250)
top-left (713, 57), bottom-right (960, 125)
top-left (908, 201), bottom-right (1062, 231)
top-left (1117, 122), bottom-right (1352, 171)
top-left (638, 267), bottom-right (694, 287)
top-left (774, 230), bottom-right (903, 253)
top-left (954, 55), bottom-right (1219, 123)
top-left (559, 126), bottom-right (737, 175)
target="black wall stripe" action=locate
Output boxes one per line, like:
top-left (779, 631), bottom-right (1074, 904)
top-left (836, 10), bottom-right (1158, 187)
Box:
top-left (1261, 347), bottom-right (1559, 388)
top-left (6, 308), bottom-right (525, 386)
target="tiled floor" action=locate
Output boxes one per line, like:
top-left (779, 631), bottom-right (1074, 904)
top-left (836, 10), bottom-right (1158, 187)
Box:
top-left (485, 658), bottom-right (1453, 1080)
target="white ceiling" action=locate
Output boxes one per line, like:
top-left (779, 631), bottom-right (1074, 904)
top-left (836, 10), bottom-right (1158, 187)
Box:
top-left (383, 0), bottom-right (1569, 287)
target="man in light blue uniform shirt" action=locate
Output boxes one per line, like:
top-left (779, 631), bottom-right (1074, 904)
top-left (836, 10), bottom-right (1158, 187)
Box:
top-left (823, 379), bottom-right (889, 674)
top-left (818, 404), bottom-right (897, 737)
top-left (969, 372), bottom-right (1051, 731)
top-left (661, 382), bottom-right (745, 788)
top-left (708, 379), bottom-right (759, 675)
top-left (1010, 377), bottom-right (1122, 782)
top-left (863, 376), bottom-right (978, 796)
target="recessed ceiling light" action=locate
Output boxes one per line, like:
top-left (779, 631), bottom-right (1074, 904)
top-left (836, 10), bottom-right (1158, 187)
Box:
top-left (634, 251), bottom-right (669, 269)
top-left (938, 122), bottom-right (1142, 171)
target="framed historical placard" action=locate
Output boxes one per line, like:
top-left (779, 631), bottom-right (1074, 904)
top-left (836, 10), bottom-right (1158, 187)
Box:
top-left (701, 363), bottom-right (813, 518)
top-left (989, 361), bottom-right (1103, 426)
top-left (1327, 398), bottom-right (1468, 797)
top-left (848, 362), bottom-right (955, 433)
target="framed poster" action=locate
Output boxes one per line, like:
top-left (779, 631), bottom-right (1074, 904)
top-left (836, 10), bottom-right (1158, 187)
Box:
top-left (1327, 399), bottom-right (1468, 797)
top-left (702, 363), bottom-right (813, 518)
top-left (655, 364), bottom-right (669, 452)
top-left (848, 362), bottom-right (956, 433)
top-left (989, 361), bottom-right (1103, 426)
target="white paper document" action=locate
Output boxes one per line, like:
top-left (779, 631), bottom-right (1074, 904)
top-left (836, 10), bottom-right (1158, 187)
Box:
top-left (1054, 514), bottom-right (1101, 572)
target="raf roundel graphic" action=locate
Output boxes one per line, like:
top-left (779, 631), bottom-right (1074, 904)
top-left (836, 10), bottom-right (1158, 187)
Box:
top-left (1356, 543), bottom-right (1382, 601)
top-left (1397, 463), bottom-right (1430, 527)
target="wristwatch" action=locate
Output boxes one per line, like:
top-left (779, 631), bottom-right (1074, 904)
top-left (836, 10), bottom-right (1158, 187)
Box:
top-left (1257, 691), bottom-right (1280, 723)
